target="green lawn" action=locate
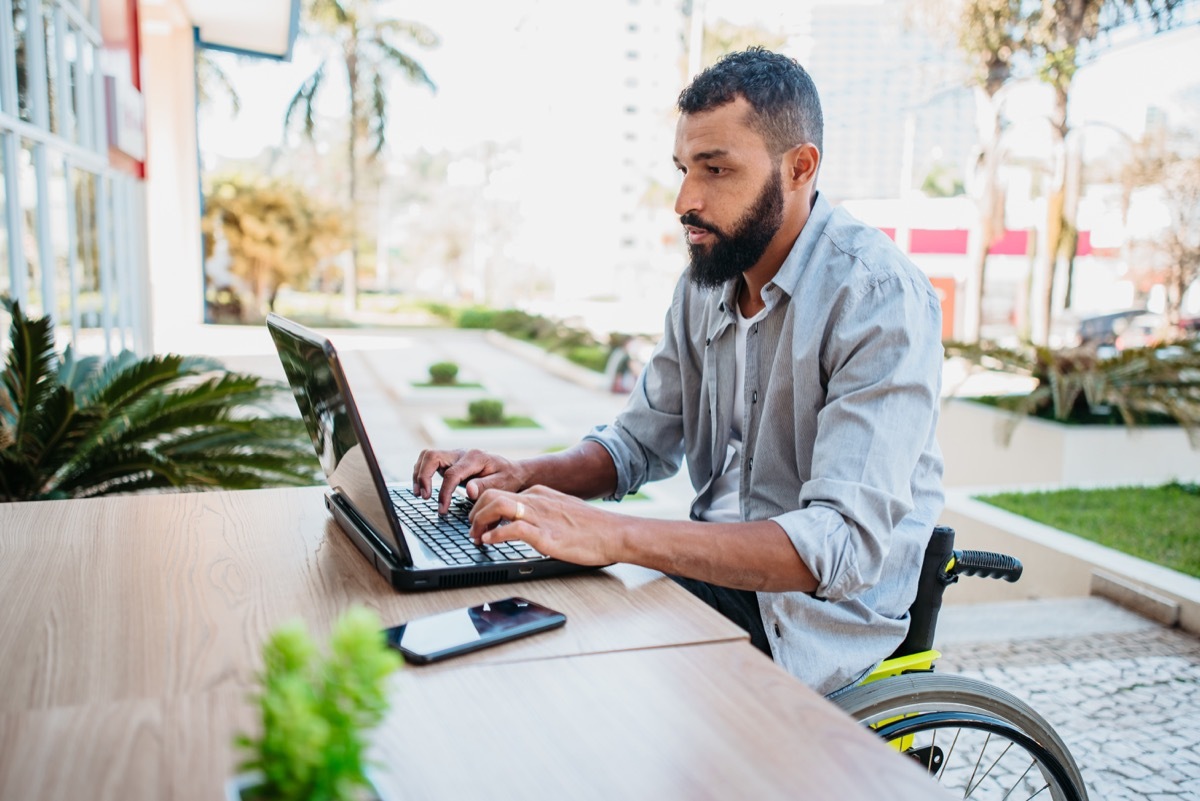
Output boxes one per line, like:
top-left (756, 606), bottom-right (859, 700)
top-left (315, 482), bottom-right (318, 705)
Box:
top-left (977, 483), bottom-right (1200, 578)
top-left (443, 416), bottom-right (540, 430)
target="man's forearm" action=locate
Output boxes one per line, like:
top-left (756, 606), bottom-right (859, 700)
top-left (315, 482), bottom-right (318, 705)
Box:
top-left (610, 515), bottom-right (819, 593)
top-left (517, 440), bottom-right (618, 500)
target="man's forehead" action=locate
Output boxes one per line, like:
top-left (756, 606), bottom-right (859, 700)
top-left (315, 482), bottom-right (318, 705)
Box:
top-left (674, 100), bottom-right (764, 159)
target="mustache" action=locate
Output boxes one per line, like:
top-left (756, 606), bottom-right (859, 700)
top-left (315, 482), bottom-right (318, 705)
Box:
top-left (680, 213), bottom-right (720, 235)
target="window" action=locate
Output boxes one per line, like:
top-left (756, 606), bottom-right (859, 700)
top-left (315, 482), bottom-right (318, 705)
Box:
top-left (0, 0), bottom-right (142, 355)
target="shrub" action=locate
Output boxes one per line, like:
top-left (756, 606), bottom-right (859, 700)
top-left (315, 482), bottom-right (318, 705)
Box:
top-left (234, 606), bottom-right (401, 801)
top-left (427, 361), bottom-right (459, 386)
top-left (945, 337), bottom-right (1200, 445)
top-left (467, 398), bottom-right (505, 425)
top-left (0, 298), bottom-right (320, 501)
top-left (455, 307), bottom-right (498, 329)
top-left (566, 344), bottom-right (610, 373)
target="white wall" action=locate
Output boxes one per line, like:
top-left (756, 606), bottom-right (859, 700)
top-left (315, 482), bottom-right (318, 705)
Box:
top-left (138, 0), bottom-right (205, 351)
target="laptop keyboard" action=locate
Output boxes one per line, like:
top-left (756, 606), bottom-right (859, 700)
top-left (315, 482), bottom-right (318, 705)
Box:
top-left (388, 488), bottom-right (544, 566)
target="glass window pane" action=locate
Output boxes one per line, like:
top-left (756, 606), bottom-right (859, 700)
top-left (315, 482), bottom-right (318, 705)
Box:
top-left (73, 168), bottom-right (100, 329)
top-left (18, 138), bottom-right (42, 317)
top-left (42, 5), bottom-right (59, 136)
top-left (13, 0), bottom-right (33, 124)
top-left (0, 157), bottom-right (8, 302)
top-left (47, 152), bottom-right (70, 323)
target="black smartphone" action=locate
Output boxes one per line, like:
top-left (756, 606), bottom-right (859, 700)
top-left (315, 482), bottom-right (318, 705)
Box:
top-left (384, 597), bottom-right (566, 664)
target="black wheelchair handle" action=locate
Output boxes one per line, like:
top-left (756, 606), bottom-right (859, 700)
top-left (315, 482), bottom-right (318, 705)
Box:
top-left (950, 549), bottom-right (1023, 583)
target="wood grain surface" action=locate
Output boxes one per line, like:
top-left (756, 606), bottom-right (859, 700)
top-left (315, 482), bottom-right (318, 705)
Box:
top-left (0, 487), bottom-right (746, 712)
top-left (0, 643), bottom-right (952, 801)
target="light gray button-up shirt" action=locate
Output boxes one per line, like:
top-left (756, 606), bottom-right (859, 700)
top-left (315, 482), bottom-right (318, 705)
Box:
top-left (584, 192), bottom-right (945, 695)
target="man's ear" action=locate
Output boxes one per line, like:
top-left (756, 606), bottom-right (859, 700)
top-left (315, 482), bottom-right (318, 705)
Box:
top-left (785, 143), bottom-right (820, 188)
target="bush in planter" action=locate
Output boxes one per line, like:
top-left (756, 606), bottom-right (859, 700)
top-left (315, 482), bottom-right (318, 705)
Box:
top-left (426, 362), bottom-right (459, 386)
top-left (0, 298), bottom-right (320, 501)
top-left (945, 337), bottom-right (1200, 445)
top-left (234, 606), bottom-right (402, 801)
top-left (467, 398), bottom-right (505, 426)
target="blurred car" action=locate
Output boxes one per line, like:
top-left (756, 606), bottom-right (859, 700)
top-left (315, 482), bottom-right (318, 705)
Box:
top-left (1075, 310), bottom-right (1147, 348)
top-left (1114, 313), bottom-right (1168, 350)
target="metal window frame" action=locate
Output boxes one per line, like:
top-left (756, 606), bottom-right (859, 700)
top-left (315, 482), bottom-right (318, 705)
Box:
top-left (0, 0), bottom-right (146, 355)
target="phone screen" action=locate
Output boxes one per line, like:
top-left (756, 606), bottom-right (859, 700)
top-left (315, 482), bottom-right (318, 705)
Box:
top-left (384, 597), bottom-right (566, 664)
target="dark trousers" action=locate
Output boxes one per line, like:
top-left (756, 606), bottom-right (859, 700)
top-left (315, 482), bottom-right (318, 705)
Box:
top-left (670, 575), bottom-right (772, 657)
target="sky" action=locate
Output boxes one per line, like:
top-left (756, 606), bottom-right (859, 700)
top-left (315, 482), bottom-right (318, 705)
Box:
top-left (197, 2), bottom-right (1200, 173)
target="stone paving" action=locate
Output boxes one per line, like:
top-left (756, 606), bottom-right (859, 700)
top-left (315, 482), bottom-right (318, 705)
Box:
top-left (938, 605), bottom-right (1200, 800)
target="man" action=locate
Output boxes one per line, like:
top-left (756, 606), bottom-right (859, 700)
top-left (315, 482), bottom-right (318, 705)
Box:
top-left (413, 48), bottom-right (944, 696)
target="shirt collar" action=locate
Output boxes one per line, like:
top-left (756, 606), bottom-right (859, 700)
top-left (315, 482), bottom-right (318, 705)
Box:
top-left (766, 191), bottom-right (833, 300)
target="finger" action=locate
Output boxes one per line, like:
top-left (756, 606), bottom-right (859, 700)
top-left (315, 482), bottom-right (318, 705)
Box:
top-left (438, 450), bottom-right (493, 512)
top-left (467, 489), bottom-right (519, 538)
top-left (481, 519), bottom-right (539, 548)
top-left (412, 450), bottom-right (459, 499)
top-left (464, 472), bottom-right (512, 500)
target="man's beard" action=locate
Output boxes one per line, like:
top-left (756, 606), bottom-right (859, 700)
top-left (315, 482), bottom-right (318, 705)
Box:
top-left (683, 170), bottom-right (785, 291)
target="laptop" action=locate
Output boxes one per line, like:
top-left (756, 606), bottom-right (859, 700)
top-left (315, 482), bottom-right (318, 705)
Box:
top-left (266, 313), bottom-right (596, 591)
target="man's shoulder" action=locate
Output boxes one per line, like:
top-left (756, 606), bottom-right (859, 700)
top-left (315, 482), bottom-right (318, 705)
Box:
top-left (817, 208), bottom-right (934, 297)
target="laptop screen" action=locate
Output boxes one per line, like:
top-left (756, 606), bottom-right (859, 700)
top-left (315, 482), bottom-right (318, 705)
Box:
top-left (267, 315), bottom-right (406, 561)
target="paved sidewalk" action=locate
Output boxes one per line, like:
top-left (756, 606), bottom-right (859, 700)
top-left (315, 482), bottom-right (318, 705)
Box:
top-left (207, 323), bottom-right (1200, 801)
top-left (939, 599), bottom-right (1200, 801)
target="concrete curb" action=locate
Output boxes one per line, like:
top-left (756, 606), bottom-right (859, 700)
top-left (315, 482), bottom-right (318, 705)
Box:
top-left (941, 489), bottom-right (1200, 634)
top-left (482, 331), bottom-right (610, 392)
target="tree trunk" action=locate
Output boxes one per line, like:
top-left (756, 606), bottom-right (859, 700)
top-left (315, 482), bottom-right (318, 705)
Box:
top-left (1032, 86), bottom-right (1070, 345)
top-left (964, 87), bottom-right (1005, 343)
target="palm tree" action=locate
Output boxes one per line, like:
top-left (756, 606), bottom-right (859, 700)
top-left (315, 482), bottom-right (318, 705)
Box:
top-left (284, 0), bottom-right (438, 314)
top-left (1027, 0), bottom-right (1188, 344)
top-left (0, 299), bottom-right (320, 501)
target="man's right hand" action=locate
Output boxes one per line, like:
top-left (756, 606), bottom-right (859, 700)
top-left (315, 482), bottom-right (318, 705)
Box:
top-left (412, 448), bottom-right (529, 515)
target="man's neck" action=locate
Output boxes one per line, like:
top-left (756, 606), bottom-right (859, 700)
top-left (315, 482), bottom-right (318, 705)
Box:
top-left (737, 191), bottom-right (816, 317)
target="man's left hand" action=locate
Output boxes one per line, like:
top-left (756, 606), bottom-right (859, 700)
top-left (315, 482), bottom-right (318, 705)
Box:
top-left (467, 486), bottom-right (620, 567)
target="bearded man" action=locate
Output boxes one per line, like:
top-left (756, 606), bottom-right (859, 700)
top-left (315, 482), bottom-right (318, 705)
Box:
top-left (412, 47), bottom-right (945, 696)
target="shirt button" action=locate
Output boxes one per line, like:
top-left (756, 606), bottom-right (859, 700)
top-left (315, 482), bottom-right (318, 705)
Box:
top-left (705, 337), bottom-right (711, 346)
top-left (752, 391), bottom-right (758, 403)
top-left (774, 623), bottom-right (782, 637)
top-left (748, 458), bottom-right (754, 471)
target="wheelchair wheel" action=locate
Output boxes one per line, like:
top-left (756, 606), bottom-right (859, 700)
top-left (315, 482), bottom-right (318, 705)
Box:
top-left (832, 673), bottom-right (1088, 801)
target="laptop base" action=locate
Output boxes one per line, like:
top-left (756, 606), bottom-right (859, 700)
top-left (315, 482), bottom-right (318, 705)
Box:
top-left (324, 492), bottom-right (594, 591)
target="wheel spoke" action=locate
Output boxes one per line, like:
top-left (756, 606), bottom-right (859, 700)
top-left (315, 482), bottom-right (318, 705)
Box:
top-left (966, 740), bottom-right (1013, 797)
top-left (1000, 759), bottom-right (1036, 801)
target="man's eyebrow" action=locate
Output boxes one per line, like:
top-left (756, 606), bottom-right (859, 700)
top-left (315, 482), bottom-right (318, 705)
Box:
top-left (674, 149), bottom-right (731, 166)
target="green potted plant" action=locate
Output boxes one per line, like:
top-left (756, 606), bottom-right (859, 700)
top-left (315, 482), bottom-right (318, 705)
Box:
top-left (229, 606), bottom-right (402, 801)
top-left (0, 298), bottom-right (320, 500)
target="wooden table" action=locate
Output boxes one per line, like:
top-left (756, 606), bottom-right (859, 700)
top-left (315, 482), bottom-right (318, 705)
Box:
top-left (0, 487), bottom-right (952, 800)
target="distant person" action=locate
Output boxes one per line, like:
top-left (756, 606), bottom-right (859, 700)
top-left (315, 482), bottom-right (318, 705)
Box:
top-left (413, 48), bottom-right (944, 696)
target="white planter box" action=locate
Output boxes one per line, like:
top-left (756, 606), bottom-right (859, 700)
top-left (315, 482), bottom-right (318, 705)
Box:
top-left (420, 413), bottom-right (570, 451)
top-left (396, 382), bottom-right (494, 404)
top-left (937, 396), bottom-right (1200, 489)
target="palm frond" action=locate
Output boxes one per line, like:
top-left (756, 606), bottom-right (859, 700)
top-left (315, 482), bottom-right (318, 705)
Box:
top-left (370, 72), bottom-right (387, 156)
top-left (374, 38), bottom-right (436, 90)
top-left (283, 63), bottom-right (328, 142)
top-left (375, 19), bottom-right (440, 49)
top-left (948, 335), bottom-right (1200, 447)
top-left (57, 345), bottom-right (102, 392)
top-left (1, 299), bottom-right (59, 450)
top-left (81, 352), bottom-right (188, 409)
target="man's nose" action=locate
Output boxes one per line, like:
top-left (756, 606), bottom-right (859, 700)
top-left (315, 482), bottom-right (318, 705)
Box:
top-left (674, 173), bottom-right (702, 217)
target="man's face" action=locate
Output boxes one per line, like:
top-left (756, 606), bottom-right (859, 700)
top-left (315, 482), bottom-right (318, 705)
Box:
top-left (673, 97), bottom-right (786, 290)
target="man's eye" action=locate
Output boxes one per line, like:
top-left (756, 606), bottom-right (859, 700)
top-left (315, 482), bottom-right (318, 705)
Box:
top-left (707, 166), bottom-right (725, 175)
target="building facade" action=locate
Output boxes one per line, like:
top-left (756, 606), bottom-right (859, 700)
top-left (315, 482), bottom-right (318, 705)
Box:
top-left (1, 0), bottom-right (296, 355)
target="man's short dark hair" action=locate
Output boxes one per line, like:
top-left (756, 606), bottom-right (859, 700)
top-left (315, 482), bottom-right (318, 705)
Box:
top-left (677, 47), bottom-right (823, 160)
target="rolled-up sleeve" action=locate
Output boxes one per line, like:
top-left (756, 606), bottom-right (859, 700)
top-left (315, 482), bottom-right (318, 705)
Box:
top-left (772, 271), bottom-right (943, 602)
